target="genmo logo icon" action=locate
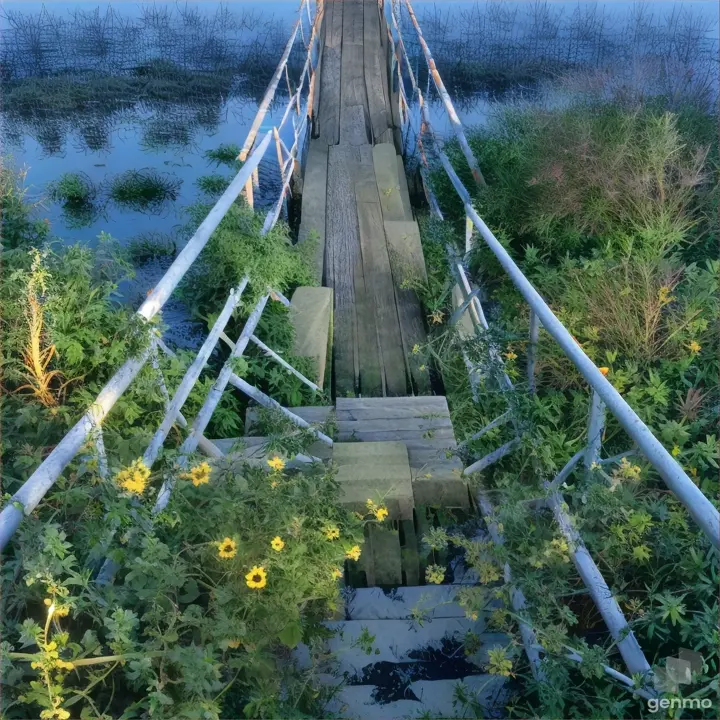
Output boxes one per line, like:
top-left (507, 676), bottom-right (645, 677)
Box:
top-left (648, 648), bottom-right (712, 713)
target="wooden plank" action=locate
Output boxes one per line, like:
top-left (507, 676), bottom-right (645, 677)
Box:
top-left (356, 197), bottom-right (407, 396)
top-left (353, 253), bottom-right (383, 396)
top-left (341, 102), bottom-right (369, 146)
top-left (337, 417), bottom-right (453, 433)
top-left (290, 286), bottom-right (333, 387)
top-left (363, 0), bottom-right (389, 141)
top-left (336, 396), bottom-right (447, 410)
top-left (396, 155), bottom-right (413, 220)
top-left (327, 146), bottom-right (362, 395)
top-left (384, 219), bottom-right (430, 393)
top-left (342, 0), bottom-right (364, 44)
top-left (340, 36), bottom-right (369, 145)
top-left (337, 428), bottom-right (456, 443)
top-left (337, 407), bottom-right (450, 422)
top-left (318, 0), bottom-right (342, 145)
top-left (297, 142), bottom-right (328, 282)
top-left (372, 143), bottom-right (406, 221)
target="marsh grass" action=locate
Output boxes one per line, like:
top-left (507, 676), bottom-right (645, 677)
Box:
top-left (196, 173), bottom-right (231, 197)
top-left (47, 172), bottom-right (97, 207)
top-left (127, 231), bottom-right (178, 264)
top-left (204, 144), bottom-right (242, 168)
top-left (107, 169), bottom-right (181, 212)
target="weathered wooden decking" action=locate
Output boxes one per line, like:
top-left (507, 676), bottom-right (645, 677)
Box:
top-left (299, 0), bottom-right (429, 398)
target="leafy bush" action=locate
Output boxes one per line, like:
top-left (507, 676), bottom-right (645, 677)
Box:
top-left (417, 98), bottom-right (719, 719)
top-left (0, 165), bottom-right (51, 250)
top-left (108, 169), bottom-right (182, 212)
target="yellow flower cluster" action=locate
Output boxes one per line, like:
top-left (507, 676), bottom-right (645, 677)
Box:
top-left (245, 565), bottom-right (267, 589)
top-left (217, 537), bottom-right (237, 559)
top-left (365, 499), bottom-right (389, 522)
top-left (267, 456), bottom-right (285, 472)
top-left (504, 350), bottom-right (518, 361)
top-left (270, 536), bottom-right (285, 552)
top-left (426, 564), bottom-right (446, 584)
top-left (345, 545), bottom-right (361, 562)
top-left (186, 461), bottom-right (211, 487)
top-left (114, 458), bottom-right (151, 495)
top-left (324, 525), bottom-right (340, 540)
top-left (40, 708), bottom-right (70, 720)
top-left (688, 340), bottom-right (701, 353)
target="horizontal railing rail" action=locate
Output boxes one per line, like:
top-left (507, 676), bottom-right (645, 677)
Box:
top-left (386, 0), bottom-right (719, 694)
top-left (0, 0), bottom-right (325, 553)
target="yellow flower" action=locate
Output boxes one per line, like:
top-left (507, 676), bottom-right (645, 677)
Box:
top-left (345, 545), bottom-right (361, 562)
top-left (374, 506), bottom-right (389, 522)
top-left (188, 461), bottom-right (211, 487)
top-left (227, 639), bottom-right (242, 649)
top-left (671, 445), bottom-right (681, 457)
top-left (245, 565), bottom-right (267, 589)
top-left (270, 479), bottom-right (279, 489)
top-left (270, 536), bottom-right (285, 552)
top-left (267, 456), bottom-right (285, 472)
top-left (332, 567), bottom-right (343, 580)
top-left (114, 458), bottom-right (151, 495)
top-left (56, 659), bottom-right (74, 671)
top-left (324, 525), bottom-right (340, 540)
top-left (598, 367), bottom-right (609, 376)
top-left (43, 598), bottom-right (52, 607)
top-left (470, 611), bottom-right (479, 621)
top-left (658, 286), bottom-right (674, 304)
top-left (689, 466), bottom-right (698, 478)
top-left (217, 537), bottom-right (237, 559)
top-left (426, 564), bottom-right (446, 584)
top-left (412, 343), bottom-right (420, 355)
top-left (504, 351), bottom-right (518, 361)
top-left (429, 309), bottom-right (445, 325)
top-left (688, 340), bottom-right (701, 354)
top-left (366, 498), bottom-right (377, 511)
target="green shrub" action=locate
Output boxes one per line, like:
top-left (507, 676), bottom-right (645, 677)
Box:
top-left (108, 169), bottom-right (181, 212)
top-left (0, 165), bottom-right (51, 249)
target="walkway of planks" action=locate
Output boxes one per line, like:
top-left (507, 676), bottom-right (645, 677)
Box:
top-left (299, 0), bottom-right (430, 398)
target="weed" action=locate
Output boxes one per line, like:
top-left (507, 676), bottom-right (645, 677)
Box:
top-left (196, 173), bottom-right (231, 196)
top-left (204, 144), bottom-right (242, 167)
top-left (107, 169), bottom-right (181, 212)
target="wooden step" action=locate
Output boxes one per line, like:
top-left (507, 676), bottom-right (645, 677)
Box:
top-left (333, 441), bottom-right (414, 520)
top-left (244, 405), bottom-right (334, 435)
top-left (346, 585), bottom-right (468, 621)
top-left (290, 286), bottom-right (333, 389)
top-left (297, 143), bottom-right (328, 282)
top-left (325, 676), bottom-right (508, 720)
top-left (372, 143), bottom-right (406, 221)
top-left (301, 618), bottom-right (507, 677)
top-left (396, 156), bottom-right (413, 220)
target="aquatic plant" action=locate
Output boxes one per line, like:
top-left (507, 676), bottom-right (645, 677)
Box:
top-left (196, 173), bottom-right (231, 197)
top-left (107, 169), bottom-right (182, 212)
top-left (204, 143), bottom-right (242, 167)
top-left (127, 231), bottom-right (178, 264)
top-left (47, 171), bottom-right (96, 207)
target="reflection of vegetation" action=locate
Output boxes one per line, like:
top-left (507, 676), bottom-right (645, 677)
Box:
top-left (47, 172), bottom-right (96, 207)
top-left (196, 174), bottom-right (231, 198)
top-left (127, 231), bottom-right (178, 264)
top-left (205, 144), bottom-right (243, 169)
top-left (0, 4), bottom-right (292, 154)
top-left (108, 169), bottom-right (182, 213)
top-left (406, 1), bottom-right (717, 108)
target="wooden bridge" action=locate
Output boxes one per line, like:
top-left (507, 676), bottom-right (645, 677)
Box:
top-left (298, 0), bottom-right (429, 397)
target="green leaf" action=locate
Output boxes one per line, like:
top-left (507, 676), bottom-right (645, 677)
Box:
top-left (178, 578), bottom-right (199, 604)
top-left (277, 622), bottom-right (302, 649)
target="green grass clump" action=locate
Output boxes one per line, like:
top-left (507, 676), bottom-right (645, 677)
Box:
top-left (108, 169), bottom-right (182, 212)
top-left (47, 172), bottom-right (97, 207)
top-left (204, 143), bottom-right (242, 167)
top-left (127, 231), bottom-right (177, 264)
top-left (196, 173), bottom-right (231, 197)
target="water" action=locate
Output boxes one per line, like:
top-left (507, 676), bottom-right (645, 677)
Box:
top-left (2, 0), bottom-right (716, 342)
